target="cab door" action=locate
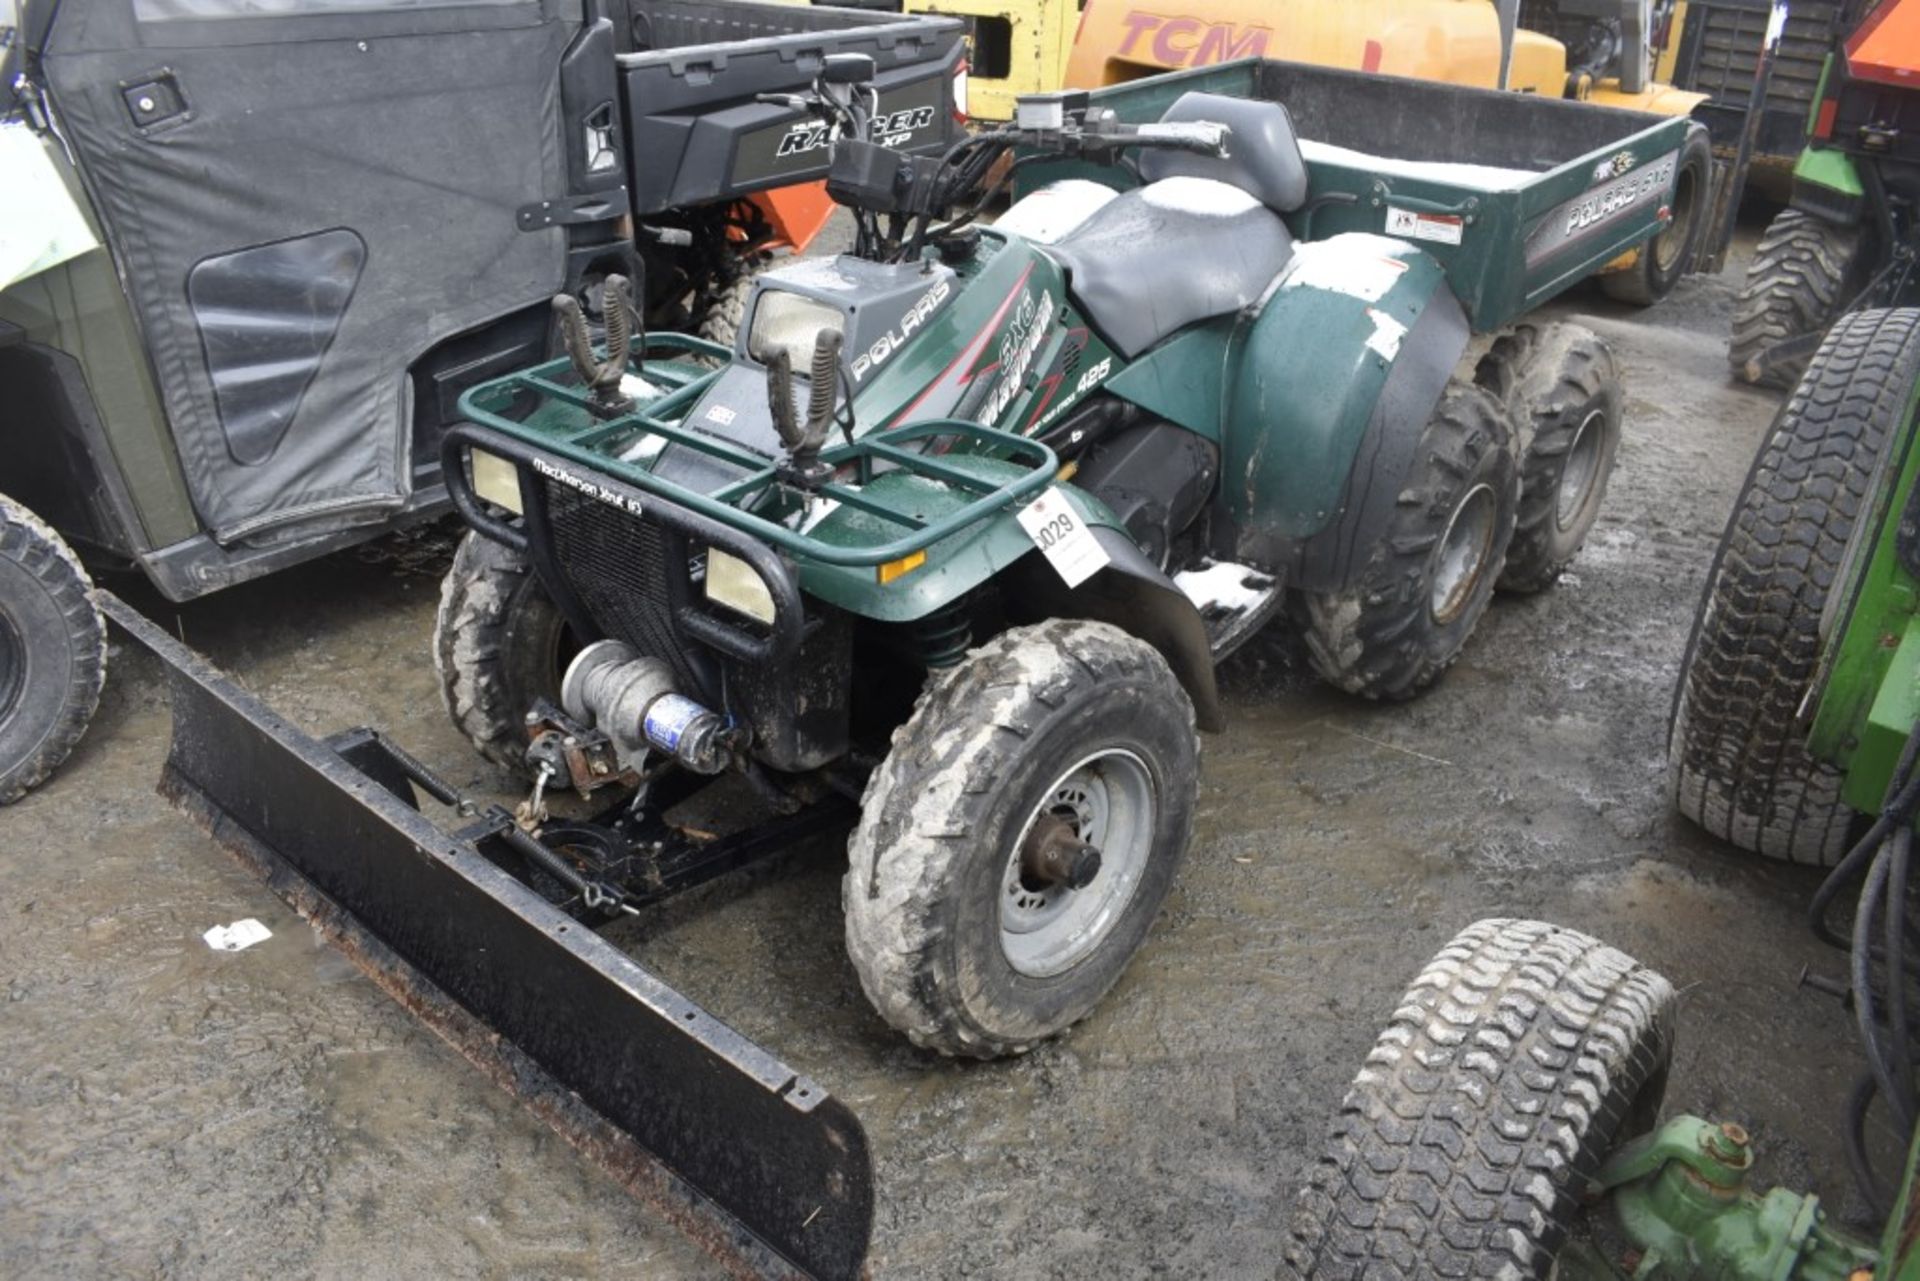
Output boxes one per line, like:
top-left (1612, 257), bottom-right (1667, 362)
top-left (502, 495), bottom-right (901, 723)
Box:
top-left (39, 0), bottom-right (574, 543)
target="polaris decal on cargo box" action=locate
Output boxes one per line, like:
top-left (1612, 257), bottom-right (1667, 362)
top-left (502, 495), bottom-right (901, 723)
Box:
top-left (734, 78), bottom-right (946, 187)
top-left (1525, 151), bottom-right (1677, 267)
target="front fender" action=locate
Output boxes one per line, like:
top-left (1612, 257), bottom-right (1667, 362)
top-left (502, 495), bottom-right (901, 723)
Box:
top-left (796, 462), bottom-right (1126, 623)
top-left (1222, 234), bottom-right (1469, 589)
top-left (799, 465), bottom-right (1222, 730)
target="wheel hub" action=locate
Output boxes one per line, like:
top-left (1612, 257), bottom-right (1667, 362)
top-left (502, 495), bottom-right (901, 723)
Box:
top-left (0, 605), bottom-right (23, 734)
top-left (1000, 749), bottom-right (1156, 978)
top-left (1429, 481), bottom-right (1498, 626)
top-left (1557, 408), bottom-right (1608, 533)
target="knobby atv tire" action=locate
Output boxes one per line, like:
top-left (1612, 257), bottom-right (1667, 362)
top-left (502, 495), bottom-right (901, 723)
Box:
top-left (1298, 382), bottom-right (1519, 700)
top-left (1730, 208), bottom-right (1867, 389)
top-left (1475, 323), bottom-right (1624, 592)
top-left (1598, 125), bottom-right (1712, 307)
top-left (1670, 308), bottom-right (1920, 863)
top-left (843, 619), bottom-right (1199, 1059)
top-left (1284, 919), bottom-right (1676, 1281)
top-left (0, 496), bottom-right (106, 804)
top-left (695, 259), bottom-right (766, 355)
top-left (433, 531), bottom-right (569, 778)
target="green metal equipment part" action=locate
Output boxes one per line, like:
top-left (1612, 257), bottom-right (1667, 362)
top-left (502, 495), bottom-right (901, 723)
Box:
top-left (1563, 1115), bottom-right (1880, 1280)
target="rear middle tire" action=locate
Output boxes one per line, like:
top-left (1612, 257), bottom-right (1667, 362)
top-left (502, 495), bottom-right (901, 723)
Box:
top-left (1297, 381), bottom-right (1519, 700)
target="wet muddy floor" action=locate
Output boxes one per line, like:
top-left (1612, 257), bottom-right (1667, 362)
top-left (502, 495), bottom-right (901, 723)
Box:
top-left (1, 235), bottom-right (1891, 1278)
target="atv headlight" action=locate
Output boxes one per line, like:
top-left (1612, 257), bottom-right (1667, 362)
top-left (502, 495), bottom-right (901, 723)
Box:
top-left (469, 448), bottom-right (523, 516)
top-left (705, 548), bottom-right (777, 625)
top-left (748, 290), bottom-right (846, 371)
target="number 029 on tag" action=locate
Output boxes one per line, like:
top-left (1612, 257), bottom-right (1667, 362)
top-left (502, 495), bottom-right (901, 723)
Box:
top-left (1017, 488), bottom-right (1110, 588)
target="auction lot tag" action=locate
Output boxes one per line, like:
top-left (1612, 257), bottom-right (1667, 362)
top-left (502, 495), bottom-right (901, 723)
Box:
top-left (1385, 207), bottom-right (1465, 246)
top-left (1018, 488), bottom-right (1110, 588)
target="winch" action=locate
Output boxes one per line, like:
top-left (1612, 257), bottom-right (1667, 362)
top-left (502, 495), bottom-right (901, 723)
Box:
top-left (561, 640), bottom-right (733, 775)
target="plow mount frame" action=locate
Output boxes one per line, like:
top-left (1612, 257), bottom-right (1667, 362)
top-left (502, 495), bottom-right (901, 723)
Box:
top-left (99, 592), bottom-right (874, 1280)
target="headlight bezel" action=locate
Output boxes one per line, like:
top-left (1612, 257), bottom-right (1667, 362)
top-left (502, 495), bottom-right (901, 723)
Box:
top-left (704, 547), bottom-right (778, 626)
top-left (746, 289), bottom-right (847, 371)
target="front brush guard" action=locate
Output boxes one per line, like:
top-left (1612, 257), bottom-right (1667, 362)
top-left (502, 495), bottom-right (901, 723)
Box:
top-left (100, 593), bottom-right (873, 1280)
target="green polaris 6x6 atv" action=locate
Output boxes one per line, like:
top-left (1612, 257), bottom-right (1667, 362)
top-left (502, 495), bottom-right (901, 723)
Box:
top-left (105, 54), bottom-right (1691, 1278)
top-left (430, 52), bottom-right (1688, 1058)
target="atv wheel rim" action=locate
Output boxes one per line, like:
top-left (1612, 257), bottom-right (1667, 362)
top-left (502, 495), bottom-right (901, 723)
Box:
top-left (1557, 408), bottom-right (1608, 533)
top-left (1430, 482), bottom-right (1497, 626)
top-left (0, 605), bottom-right (22, 733)
top-left (1653, 161), bottom-right (1698, 274)
top-left (1000, 749), bottom-right (1155, 978)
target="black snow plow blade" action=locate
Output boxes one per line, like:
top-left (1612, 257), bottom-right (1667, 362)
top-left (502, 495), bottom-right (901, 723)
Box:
top-left (100, 593), bottom-right (873, 1280)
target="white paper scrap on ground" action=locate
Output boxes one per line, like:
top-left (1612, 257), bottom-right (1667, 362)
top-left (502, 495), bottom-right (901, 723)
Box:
top-left (203, 919), bottom-right (272, 952)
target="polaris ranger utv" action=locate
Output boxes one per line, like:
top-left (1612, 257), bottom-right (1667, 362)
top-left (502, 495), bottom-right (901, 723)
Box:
top-left (0, 0), bottom-right (964, 804)
top-left (108, 55), bottom-right (1691, 1281)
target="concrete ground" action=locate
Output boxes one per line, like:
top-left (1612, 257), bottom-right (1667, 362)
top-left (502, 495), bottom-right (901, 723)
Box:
top-left (1, 236), bottom-right (1893, 1279)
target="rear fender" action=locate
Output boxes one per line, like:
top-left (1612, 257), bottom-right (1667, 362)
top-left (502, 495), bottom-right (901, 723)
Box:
top-left (801, 467), bottom-right (1222, 729)
top-left (1220, 234), bottom-right (1469, 589)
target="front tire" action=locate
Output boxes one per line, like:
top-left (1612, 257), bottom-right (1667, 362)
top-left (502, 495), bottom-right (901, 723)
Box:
top-left (1297, 382), bottom-right (1519, 700)
top-left (0, 496), bottom-right (106, 804)
top-left (433, 531), bottom-right (570, 777)
top-left (1730, 208), bottom-right (1867, 388)
top-left (1670, 309), bottom-right (1920, 863)
top-left (1599, 125), bottom-right (1712, 307)
top-left (843, 619), bottom-right (1199, 1058)
top-left (1284, 919), bottom-right (1676, 1280)
top-left (1476, 323), bottom-right (1624, 592)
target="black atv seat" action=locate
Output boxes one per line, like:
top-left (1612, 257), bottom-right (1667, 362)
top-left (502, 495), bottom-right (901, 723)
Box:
top-left (1042, 92), bottom-right (1304, 358)
top-left (1045, 180), bottom-right (1294, 359)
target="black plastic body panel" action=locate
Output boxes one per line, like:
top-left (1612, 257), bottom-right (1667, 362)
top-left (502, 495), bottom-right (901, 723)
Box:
top-left (619, 2), bottom-right (964, 213)
top-left (0, 329), bottom-right (149, 561)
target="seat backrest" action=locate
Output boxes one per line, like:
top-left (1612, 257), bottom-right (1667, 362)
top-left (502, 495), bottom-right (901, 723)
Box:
top-left (1138, 92), bottom-right (1309, 214)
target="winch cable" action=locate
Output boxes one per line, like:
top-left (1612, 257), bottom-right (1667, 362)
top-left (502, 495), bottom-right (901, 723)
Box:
top-left (1811, 718), bottom-right (1920, 1215)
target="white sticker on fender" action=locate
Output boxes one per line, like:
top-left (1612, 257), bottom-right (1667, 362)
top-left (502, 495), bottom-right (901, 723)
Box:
top-left (1384, 207), bottom-right (1465, 246)
top-left (1017, 488), bottom-right (1111, 589)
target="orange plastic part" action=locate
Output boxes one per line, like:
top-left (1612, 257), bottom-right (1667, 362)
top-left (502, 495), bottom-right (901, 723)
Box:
top-left (747, 181), bottom-right (838, 254)
top-left (1847, 0), bottom-right (1920, 87)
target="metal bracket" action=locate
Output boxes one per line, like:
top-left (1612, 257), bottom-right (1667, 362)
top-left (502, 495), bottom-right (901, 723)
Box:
top-left (517, 187), bottom-right (629, 231)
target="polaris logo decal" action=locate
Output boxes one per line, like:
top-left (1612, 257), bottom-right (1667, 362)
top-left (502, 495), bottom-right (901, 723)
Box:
top-left (850, 278), bottom-right (953, 383)
top-left (531, 456), bottom-right (646, 516)
top-left (775, 106), bottom-right (938, 158)
top-left (1525, 152), bottom-right (1677, 266)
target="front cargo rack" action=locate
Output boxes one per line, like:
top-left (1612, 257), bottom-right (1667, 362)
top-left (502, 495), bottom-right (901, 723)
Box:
top-left (454, 336), bottom-right (1061, 569)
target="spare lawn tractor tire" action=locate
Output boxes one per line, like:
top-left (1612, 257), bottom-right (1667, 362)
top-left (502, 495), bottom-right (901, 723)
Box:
top-left (1475, 322), bottom-right (1623, 593)
top-left (1730, 208), bottom-right (1868, 389)
top-left (844, 619), bottom-right (1198, 1059)
top-left (1284, 918), bottom-right (1676, 1281)
top-left (434, 531), bottom-right (571, 779)
top-left (1670, 308), bottom-right (1920, 864)
top-left (0, 496), bottom-right (106, 805)
top-left (1297, 381), bottom-right (1519, 700)
top-left (1599, 125), bottom-right (1712, 307)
